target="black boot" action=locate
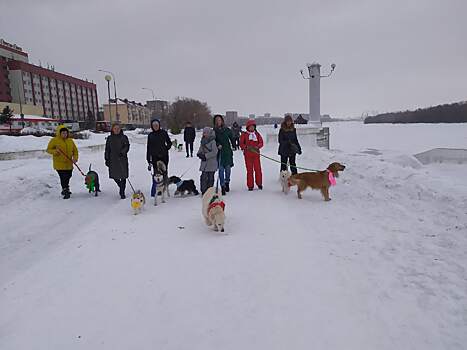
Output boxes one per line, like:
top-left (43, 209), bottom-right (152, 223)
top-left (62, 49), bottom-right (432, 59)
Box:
top-left (63, 187), bottom-right (71, 199)
top-left (119, 180), bottom-right (126, 199)
top-left (225, 182), bottom-right (230, 193)
top-left (221, 186), bottom-right (226, 196)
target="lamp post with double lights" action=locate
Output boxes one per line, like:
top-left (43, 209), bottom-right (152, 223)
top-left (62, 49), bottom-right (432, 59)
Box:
top-left (300, 62), bottom-right (336, 126)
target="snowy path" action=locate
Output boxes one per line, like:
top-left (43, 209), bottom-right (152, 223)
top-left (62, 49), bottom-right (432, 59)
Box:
top-left (1, 137), bottom-right (466, 349)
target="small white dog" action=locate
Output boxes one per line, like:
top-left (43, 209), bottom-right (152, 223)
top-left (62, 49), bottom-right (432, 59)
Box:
top-left (202, 187), bottom-right (226, 232)
top-left (131, 190), bottom-right (146, 215)
top-left (279, 170), bottom-right (291, 194)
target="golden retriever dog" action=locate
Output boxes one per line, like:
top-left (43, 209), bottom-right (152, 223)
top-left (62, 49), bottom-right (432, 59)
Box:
top-left (288, 162), bottom-right (346, 201)
top-left (202, 187), bottom-right (226, 232)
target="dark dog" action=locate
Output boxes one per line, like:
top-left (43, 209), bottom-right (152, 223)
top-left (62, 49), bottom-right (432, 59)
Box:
top-left (169, 176), bottom-right (200, 196)
top-left (85, 164), bottom-right (101, 197)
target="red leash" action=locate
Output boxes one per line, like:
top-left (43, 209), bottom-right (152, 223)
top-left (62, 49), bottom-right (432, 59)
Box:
top-left (56, 147), bottom-right (86, 176)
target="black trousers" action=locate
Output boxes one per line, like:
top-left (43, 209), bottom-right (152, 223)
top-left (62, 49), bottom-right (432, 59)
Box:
top-left (151, 156), bottom-right (169, 170)
top-left (57, 170), bottom-right (72, 190)
top-left (200, 171), bottom-right (215, 195)
top-left (114, 178), bottom-right (126, 191)
top-left (280, 155), bottom-right (297, 174)
top-left (185, 142), bottom-right (194, 156)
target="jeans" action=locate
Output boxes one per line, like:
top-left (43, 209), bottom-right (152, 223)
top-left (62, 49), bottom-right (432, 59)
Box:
top-left (218, 164), bottom-right (231, 187)
top-left (280, 155), bottom-right (297, 174)
top-left (57, 170), bottom-right (72, 190)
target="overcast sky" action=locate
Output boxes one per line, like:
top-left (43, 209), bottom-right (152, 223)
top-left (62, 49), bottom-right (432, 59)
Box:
top-left (2, 0), bottom-right (466, 118)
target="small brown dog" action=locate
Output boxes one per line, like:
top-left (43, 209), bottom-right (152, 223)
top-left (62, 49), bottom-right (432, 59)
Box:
top-left (288, 162), bottom-right (346, 201)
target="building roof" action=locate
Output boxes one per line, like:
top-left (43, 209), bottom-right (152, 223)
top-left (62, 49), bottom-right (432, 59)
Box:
top-left (7, 60), bottom-right (96, 89)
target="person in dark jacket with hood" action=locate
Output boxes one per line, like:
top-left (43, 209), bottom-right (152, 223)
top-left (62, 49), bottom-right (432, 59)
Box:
top-left (213, 114), bottom-right (235, 195)
top-left (105, 123), bottom-right (130, 199)
top-left (231, 122), bottom-right (242, 150)
top-left (278, 114), bottom-right (302, 175)
top-left (183, 121), bottom-right (196, 158)
top-left (146, 118), bottom-right (172, 171)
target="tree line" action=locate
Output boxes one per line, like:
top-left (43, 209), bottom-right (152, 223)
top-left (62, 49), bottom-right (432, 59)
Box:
top-left (364, 101), bottom-right (467, 124)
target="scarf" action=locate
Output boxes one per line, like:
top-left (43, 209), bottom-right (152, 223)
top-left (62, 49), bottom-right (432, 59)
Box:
top-left (248, 131), bottom-right (257, 142)
top-left (327, 170), bottom-right (337, 186)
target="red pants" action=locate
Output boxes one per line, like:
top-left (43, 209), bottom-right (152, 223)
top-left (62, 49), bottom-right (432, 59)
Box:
top-left (244, 154), bottom-right (262, 189)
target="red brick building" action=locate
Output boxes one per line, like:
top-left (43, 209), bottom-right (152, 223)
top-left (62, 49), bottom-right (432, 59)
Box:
top-left (0, 39), bottom-right (98, 121)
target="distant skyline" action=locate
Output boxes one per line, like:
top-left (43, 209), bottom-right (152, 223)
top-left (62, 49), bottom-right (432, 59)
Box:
top-left (3, 0), bottom-right (466, 118)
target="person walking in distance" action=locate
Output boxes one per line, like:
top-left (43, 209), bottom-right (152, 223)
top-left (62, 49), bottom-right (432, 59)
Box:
top-left (278, 114), bottom-right (302, 175)
top-left (197, 127), bottom-right (219, 195)
top-left (213, 114), bottom-right (235, 195)
top-left (183, 121), bottom-right (196, 158)
top-left (46, 125), bottom-right (78, 199)
top-left (146, 118), bottom-right (172, 172)
top-left (240, 119), bottom-right (264, 191)
top-left (105, 123), bottom-right (130, 199)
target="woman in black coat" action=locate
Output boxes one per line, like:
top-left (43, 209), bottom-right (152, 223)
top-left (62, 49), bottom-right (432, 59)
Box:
top-left (278, 115), bottom-right (301, 175)
top-left (105, 123), bottom-right (130, 199)
top-left (146, 118), bottom-right (172, 170)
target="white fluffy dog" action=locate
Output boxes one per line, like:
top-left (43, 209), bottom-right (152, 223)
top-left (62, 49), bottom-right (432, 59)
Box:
top-left (131, 190), bottom-right (146, 215)
top-left (202, 187), bottom-right (226, 232)
top-left (280, 170), bottom-right (291, 194)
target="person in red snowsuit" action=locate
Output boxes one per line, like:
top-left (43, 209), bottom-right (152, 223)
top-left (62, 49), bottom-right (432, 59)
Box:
top-left (240, 119), bottom-right (264, 191)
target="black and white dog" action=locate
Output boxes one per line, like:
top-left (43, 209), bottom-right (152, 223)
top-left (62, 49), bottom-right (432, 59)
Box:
top-left (151, 160), bottom-right (170, 206)
top-left (169, 176), bottom-right (199, 196)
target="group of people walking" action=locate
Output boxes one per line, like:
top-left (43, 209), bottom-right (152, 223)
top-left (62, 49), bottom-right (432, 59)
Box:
top-left (46, 114), bottom-right (302, 199)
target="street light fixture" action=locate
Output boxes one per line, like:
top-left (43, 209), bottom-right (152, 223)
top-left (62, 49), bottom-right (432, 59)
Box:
top-left (300, 62), bottom-right (336, 125)
top-left (104, 74), bottom-right (112, 123)
top-left (99, 69), bottom-right (118, 122)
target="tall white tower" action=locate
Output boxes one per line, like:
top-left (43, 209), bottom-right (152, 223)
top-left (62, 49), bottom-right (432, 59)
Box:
top-left (301, 62), bottom-right (336, 127)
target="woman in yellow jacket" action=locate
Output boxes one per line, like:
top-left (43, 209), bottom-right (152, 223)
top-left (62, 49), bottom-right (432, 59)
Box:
top-left (46, 125), bottom-right (78, 199)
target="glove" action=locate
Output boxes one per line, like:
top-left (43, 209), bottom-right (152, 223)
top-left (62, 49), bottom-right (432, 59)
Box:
top-left (198, 154), bottom-right (206, 161)
top-left (147, 164), bottom-right (152, 171)
top-left (248, 146), bottom-right (259, 153)
top-left (105, 160), bottom-right (111, 167)
top-left (298, 149), bottom-right (302, 155)
top-left (217, 144), bottom-right (222, 150)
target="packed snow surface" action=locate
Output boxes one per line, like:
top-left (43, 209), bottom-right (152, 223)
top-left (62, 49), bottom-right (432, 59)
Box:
top-left (0, 123), bottom-right (466, 349)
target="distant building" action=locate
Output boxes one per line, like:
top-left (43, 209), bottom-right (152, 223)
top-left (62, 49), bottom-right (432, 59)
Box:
top-left (225, 111), bottom-right (238, 126)
top-left (248, 114), bottom-right (255, 119)
top-left (0, 39), bottom-right (98, 121)
top-left (103, 99), bottom-right (151, 126)
top-left (146, 99), bottom-right (169, 120)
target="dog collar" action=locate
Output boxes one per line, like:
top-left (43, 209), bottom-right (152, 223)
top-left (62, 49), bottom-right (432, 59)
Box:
top-left (327, 170), bottom-right (337, 186)
top-left (175, 180), bottom-right (183, 188)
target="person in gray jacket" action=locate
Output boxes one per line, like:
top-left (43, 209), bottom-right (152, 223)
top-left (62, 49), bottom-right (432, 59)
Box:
top-left (197, 127), bottom-right (219, 194)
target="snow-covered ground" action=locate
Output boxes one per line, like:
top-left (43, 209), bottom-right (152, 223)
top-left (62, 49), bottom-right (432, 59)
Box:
top-left (1, 123), bottom-right (466, 349)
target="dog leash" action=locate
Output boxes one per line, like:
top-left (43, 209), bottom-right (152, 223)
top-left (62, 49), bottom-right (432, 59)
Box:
top-left (57, 147), bottom-right (86, 176)
top-left (178, 160), bottom-right (198, 179)
top-left (248, 148), bottom-right (320, 172)
top-left (215, 151), bottom-right (222, 194)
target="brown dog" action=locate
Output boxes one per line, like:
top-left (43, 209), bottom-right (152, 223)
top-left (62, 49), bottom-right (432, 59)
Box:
top-left (288, 162), bottom-right (346, 201)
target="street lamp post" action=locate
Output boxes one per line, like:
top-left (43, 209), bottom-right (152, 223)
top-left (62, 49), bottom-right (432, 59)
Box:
top-left (104, 75), bottom-right (112, 123)
top-left (99, 69), bottom-right (118, 122)
top-left (300, 62), bottom-right (336, 126)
